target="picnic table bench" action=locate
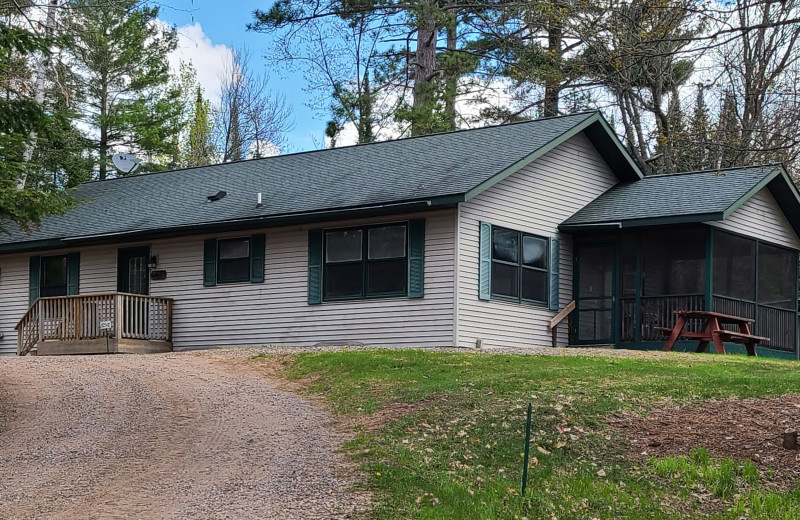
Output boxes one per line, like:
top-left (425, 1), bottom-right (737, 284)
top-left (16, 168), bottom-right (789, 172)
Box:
top-left (659, 310), bottom-right (768, 356)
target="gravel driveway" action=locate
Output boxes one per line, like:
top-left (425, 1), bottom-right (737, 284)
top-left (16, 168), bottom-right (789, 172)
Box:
top-left (0, 351), bottom-right (367, 519)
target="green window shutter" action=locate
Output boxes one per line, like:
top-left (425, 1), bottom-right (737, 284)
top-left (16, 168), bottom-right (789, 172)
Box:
top-left (308, 229), bottom-right (323, 304)
top-left (549, 236), bottom-right (560, 311)
top-left (407, 219), bottom-right (426, 298)
top-left (29, 256), bottom-right (41, 304)
top-left (478, 222), bottom-right (492, 300)
top-left (67, 252), bottom-right (80, 295)
top-left (250, 233), bottom-right (266, 283)
top-left (203, 238), bottom-right (217, 287)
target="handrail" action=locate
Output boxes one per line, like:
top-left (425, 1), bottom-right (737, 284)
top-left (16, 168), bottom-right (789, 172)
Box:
top-left (15, 292), bottom-right (174, 356)
top-left (15, 299), bottom-right (41, 356)
top-left (549, 300), bottom-right (576, 348)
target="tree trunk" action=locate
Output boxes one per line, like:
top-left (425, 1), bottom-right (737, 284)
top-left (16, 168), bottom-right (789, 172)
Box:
top-left (412, 0), bottom-right (438, 136)
top-left (543, 19), bottom-right (562, 118)
top-left (99, 126), bottom-right (108, 180)
top-left (99, 73), bottom-right (108, 180)
top-left (18, 0), bottom-right (59, 188)
top-left (358, 72), bottom-right (374, 144)
top-left (444, 0), bottom-right (458, 130)
top-left (228, 98), bottom-right (242, 162)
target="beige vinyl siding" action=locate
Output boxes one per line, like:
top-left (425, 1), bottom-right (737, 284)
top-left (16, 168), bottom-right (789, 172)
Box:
top-left (0, 246), bottom-right (122, 354)
top-left (0, 253), bottom-right (29, 355)
top-left (0, 209), bottom-right (456, 354)
top-left (155, 209), bottom-right (455, 349)
top-left (456, 132), bottom-right (619, 349)
top-left (708, 188), bottom-right (800, 250)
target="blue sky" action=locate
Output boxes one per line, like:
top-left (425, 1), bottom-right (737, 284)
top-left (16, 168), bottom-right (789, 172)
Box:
top-left (159, 0), bottom-right (326, 152)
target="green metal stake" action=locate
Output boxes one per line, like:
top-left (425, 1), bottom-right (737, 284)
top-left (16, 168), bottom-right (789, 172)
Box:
top-left (521, 402), bottom-right (532, 495)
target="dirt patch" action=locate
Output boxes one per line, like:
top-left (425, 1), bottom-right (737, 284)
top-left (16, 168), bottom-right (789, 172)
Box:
top-left (611, 395), bottom-right (800, 487)
top-left (346, 399), bottom-right (435, 432)
top-left (205, 349), bottom-right (431, 432)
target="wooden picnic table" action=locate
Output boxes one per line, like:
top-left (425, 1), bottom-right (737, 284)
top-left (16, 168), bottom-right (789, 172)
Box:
top-left (659, 310), bottom-right (768, 357)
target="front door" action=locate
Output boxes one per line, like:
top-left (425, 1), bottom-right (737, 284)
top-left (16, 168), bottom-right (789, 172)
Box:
top-left (574, 243), bottom-right (616, 344)
top-left (118, 246), bottom-right (150, 295)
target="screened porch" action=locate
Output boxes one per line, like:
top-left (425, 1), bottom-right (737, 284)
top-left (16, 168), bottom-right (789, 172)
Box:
top-left (573, 226), bottom-right (799, 357)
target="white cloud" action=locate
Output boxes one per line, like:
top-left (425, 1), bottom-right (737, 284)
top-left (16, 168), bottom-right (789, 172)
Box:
top-left (167, 22), bottom-right (232, 103)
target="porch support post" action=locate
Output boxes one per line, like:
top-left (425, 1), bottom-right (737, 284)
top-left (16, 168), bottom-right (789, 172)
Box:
top-left (37, 300), bottom-right (43, 343)
top-left (634, 232), bottom-right (642, 344)
top-left (74, 298), bottom-right (80, 340)
top-left (795, 250), bottom-right (799, 360)
top-left (705, 227), bottom-right (714, 311)
top-left (114, 293), bottom-right (123, 341)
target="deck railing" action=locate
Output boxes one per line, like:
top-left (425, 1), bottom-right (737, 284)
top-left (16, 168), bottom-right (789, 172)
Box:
top-left (619, 294), bottom-right (706, 342)
top-left (15, 292), bottom-right (173, 356)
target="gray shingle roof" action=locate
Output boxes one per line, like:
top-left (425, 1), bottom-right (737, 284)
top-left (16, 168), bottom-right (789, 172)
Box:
top-left (560, 165), bottom-right (788, 230)
top-left (1, 111), bottom-right (638, 252)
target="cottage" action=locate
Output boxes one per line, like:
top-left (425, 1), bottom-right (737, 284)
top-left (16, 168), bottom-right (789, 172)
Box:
top-left (1, 111), bottom-right (798, 358)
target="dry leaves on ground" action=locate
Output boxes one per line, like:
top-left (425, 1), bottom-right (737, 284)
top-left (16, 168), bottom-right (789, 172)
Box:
top-left (611, 394), bottom-right (800, 488)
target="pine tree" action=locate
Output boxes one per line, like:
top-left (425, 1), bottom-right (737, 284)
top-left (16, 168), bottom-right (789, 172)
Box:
top-left (226, 99), bottom-right (244, 162)
top-left (715, 90), bottom-right (741, 169)
top-left (185, 87), bottom-right (214, 167)
top-left (357, 74), bottom-right (375, 144)
top-left (688, 85), bottom-right (711, 171)
top-left (0, 11), bottom-right (75, 231)
top-left (68, 0), bottom-right (182, 179)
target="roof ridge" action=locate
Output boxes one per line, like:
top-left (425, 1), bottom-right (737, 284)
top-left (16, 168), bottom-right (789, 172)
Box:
top-left (644, 164), bottom-right (781, 179)
top-left (80, 111), bottom-right (601, 186)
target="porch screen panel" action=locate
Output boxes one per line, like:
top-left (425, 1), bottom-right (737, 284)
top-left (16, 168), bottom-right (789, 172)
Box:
top-left (619, 234), bottom-right (637, 342)
top-left (713, 232), bottom-right (755, 301)
top-left (641, 228), bottom-right (705, 296)
top-left (757, 243), bottom-right (797, 351)
top-left (577, 245), bottom-right (613, 342)
top-left (758, 243), bottom-right (796, 310)
top-left (712, 231), bottom-right (756, 330)
top-left (640, 228), bottom-right (706, 340)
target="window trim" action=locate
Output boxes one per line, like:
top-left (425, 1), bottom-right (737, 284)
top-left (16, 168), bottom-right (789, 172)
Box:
top-left (40, 254), bottom-right (69, 298)
top-left (490, 226), bottom-right (549, 306)
top-left (322, 222), bottom-right (409, 302)
top-left (216, 236), bottom-right (252, 284)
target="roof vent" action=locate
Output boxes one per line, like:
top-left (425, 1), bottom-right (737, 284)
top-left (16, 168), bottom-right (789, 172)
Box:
top-left (207, 190), bottom-right (227, 202)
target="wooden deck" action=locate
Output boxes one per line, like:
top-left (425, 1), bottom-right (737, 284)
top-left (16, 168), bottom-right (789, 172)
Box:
top-left (16, 293), bottom-right (173, 356)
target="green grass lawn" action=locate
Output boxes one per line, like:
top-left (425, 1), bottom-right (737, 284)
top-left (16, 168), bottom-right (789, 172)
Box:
top-left (253, 349), bottom-right (800, 519)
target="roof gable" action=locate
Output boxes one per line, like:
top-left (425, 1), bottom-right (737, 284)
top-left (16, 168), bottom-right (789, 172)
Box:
top-left (560, 165), bottom-right (800, 238)
top-left (0, 111), bottom-right (640, 253)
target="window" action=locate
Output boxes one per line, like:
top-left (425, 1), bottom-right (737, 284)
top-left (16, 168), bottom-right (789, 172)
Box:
top-left (40, 255), bottom-right (68, 297)
top-left (217, 238), bottom-right (251, 283)
top-left (323, 224), bottom-right (407, 300)
top-left (490, 226), bottom-right (548, 304)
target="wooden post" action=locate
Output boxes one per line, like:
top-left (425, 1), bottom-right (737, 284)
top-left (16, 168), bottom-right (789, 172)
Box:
top-left (549, 301), bottom-right (576, 348)
top-left (167, 299), bottom-right (173, 342)
top-left (17, 315), bottom-right (23, 354)
top-left (38, 300), bottom-right (44, 343)
top-left (568, 313), bottom-right (573, 346)
top-left (114, 293), bottom-right (123, 340)
top-left (74, 297), bottom-right (80, 340)
top-left (783, 432), bottom-right (798, 450)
